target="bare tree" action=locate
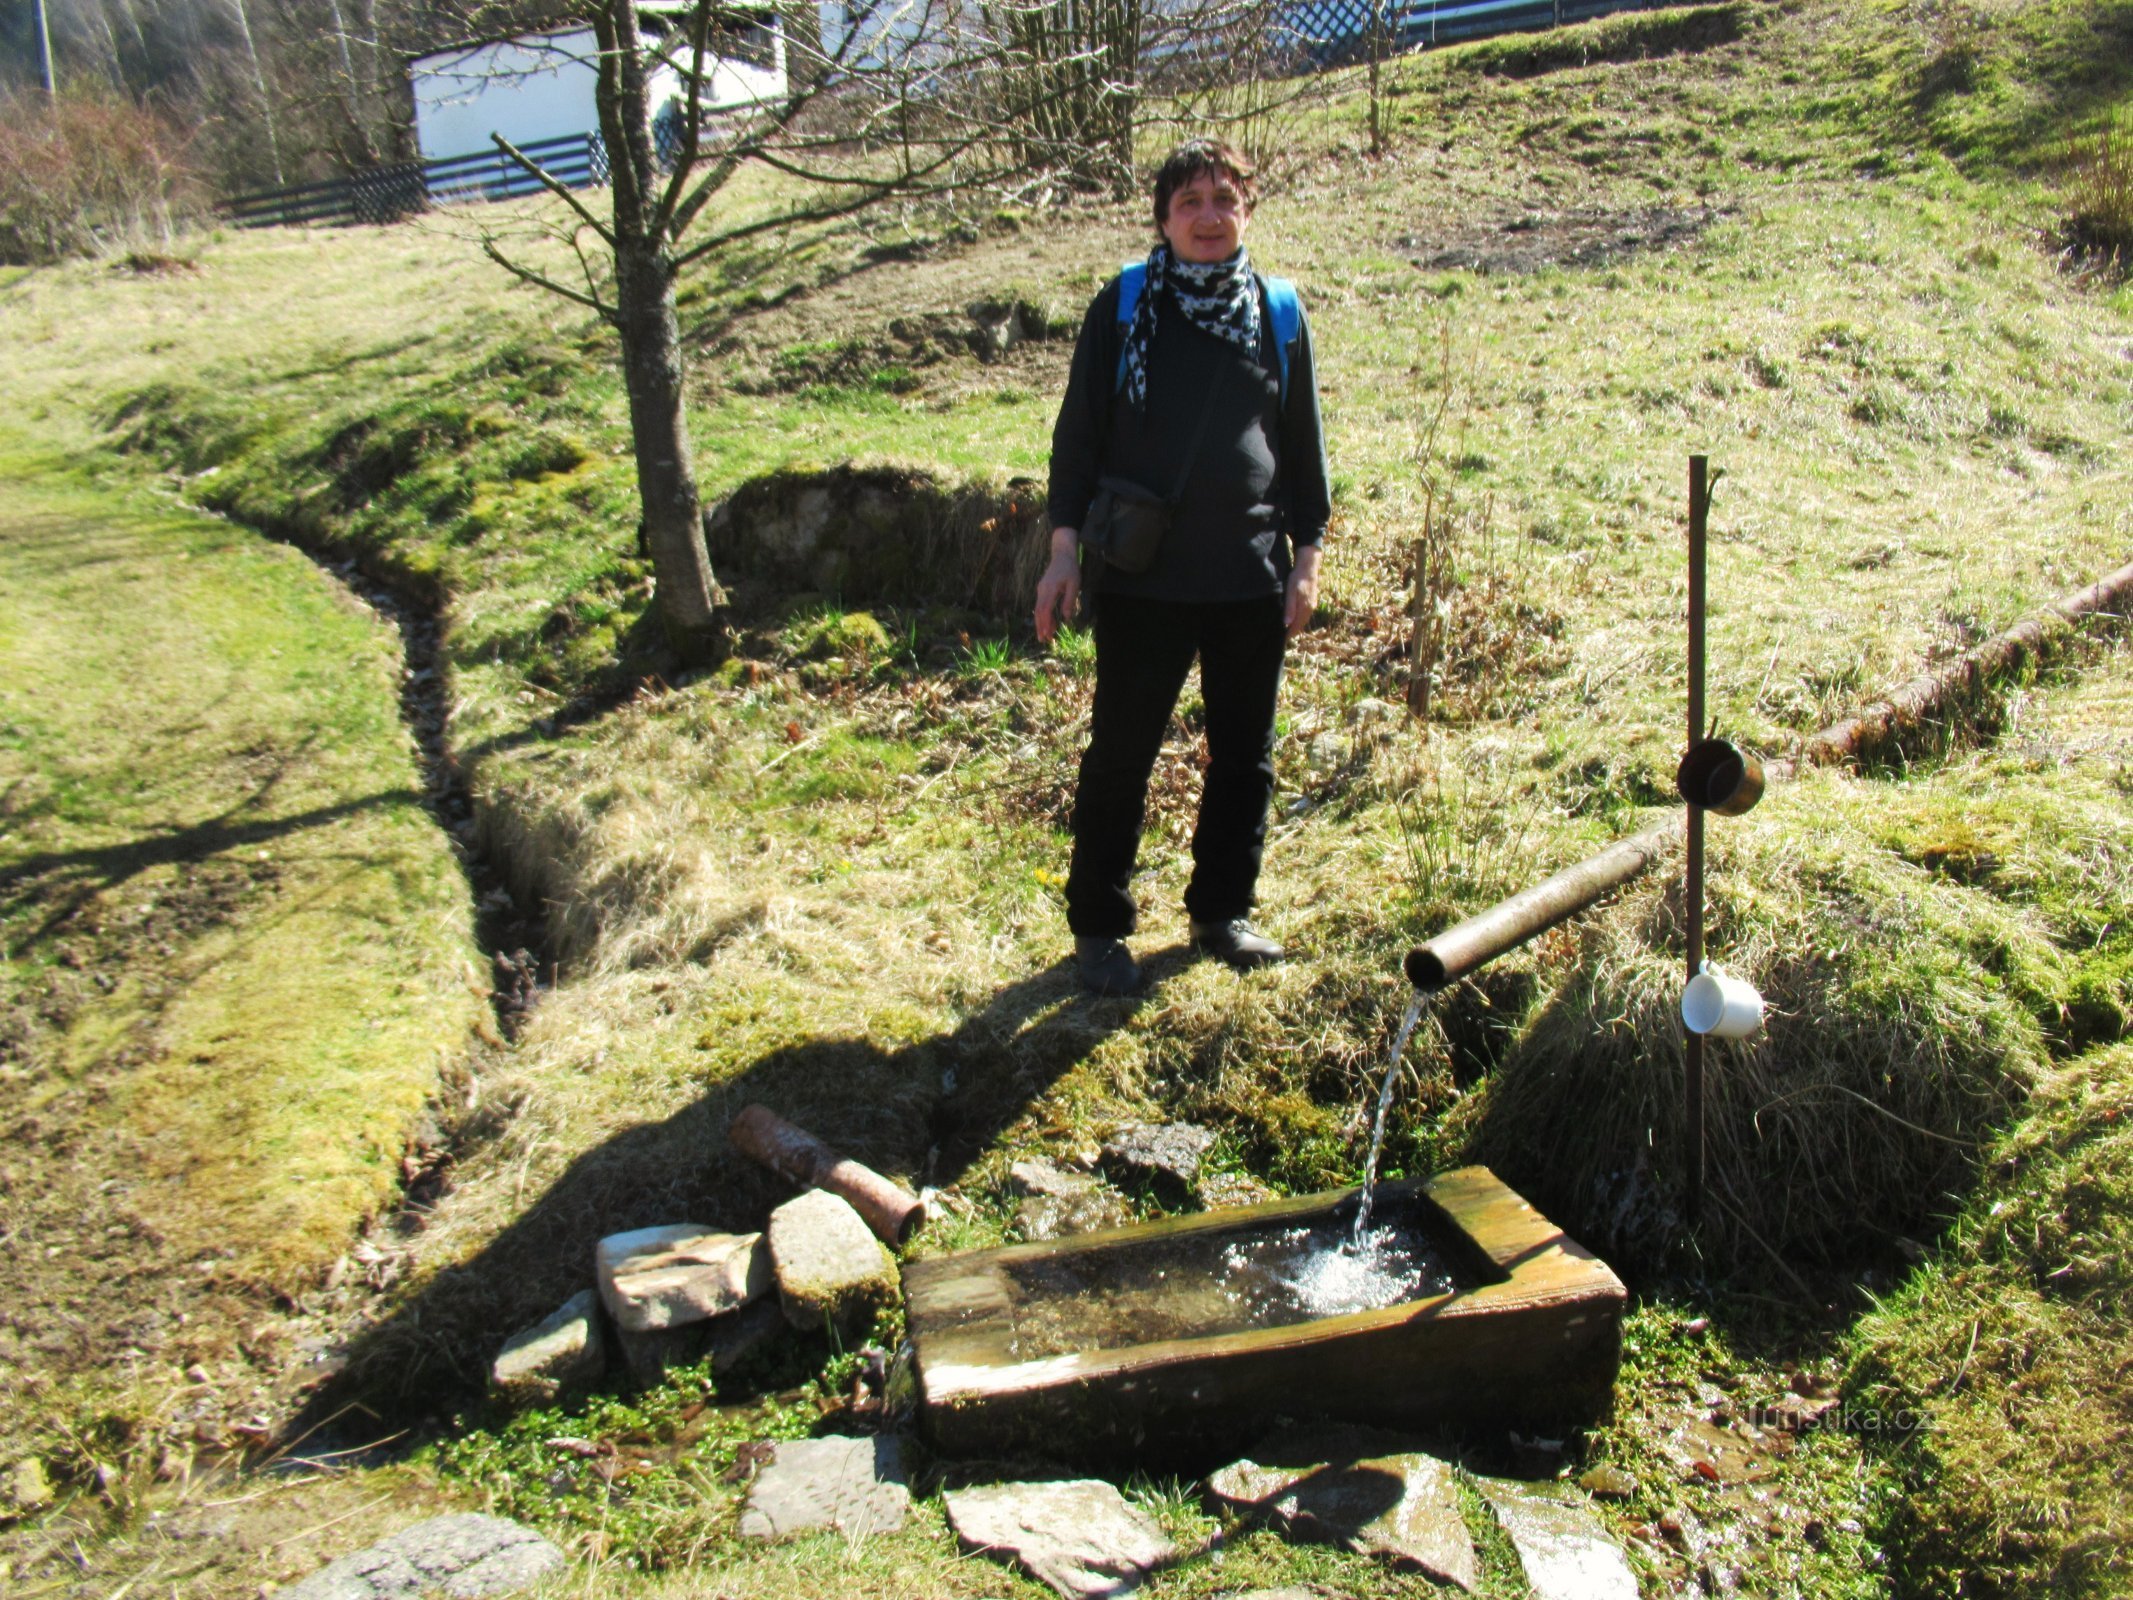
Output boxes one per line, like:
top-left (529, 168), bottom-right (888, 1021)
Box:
top-left (481, 1), bottom-right (1083, 661)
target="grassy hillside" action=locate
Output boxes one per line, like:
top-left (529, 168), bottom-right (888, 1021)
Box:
top-left (2, 0), bottom-right (2131, 1595)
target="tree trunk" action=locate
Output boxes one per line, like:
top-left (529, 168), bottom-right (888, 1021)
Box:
top-left (616, 241), bottom-right (721, 660)
top-left (593, 0), bottom-right (723, 663)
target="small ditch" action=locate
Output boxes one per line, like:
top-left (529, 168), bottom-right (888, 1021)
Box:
top-left (318, 554), bottom-right (555, 1041)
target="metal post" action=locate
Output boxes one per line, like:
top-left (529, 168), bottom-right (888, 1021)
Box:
top-left (1684, 455), bottom-right (1708, 1226)
top-left (35, 0), bottom-right (57, 96)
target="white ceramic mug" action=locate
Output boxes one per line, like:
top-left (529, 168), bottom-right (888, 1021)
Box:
top-left (1682, 963), bottom-right (1764, 1039)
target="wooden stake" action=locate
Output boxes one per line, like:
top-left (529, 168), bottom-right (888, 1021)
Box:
top-left (1685, 455), bottom-right (1709, 1227)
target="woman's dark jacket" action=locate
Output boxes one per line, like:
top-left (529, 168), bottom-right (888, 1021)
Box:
top-left (1046, 272), bottom-right (1332, 603)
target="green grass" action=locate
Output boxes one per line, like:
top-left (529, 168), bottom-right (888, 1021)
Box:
top-left (0, 449), bottom-right (484, 1469)
top-left (2, 0), bottom-right (2132, 1594)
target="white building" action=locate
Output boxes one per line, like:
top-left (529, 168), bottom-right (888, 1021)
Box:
top-left (408, 3), bottom-right (788, 170)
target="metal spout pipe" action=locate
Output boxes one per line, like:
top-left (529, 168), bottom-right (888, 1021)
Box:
top-left (1404, 816), bottom-right (1685, 993)
top-left (728, 1104), bottom-right (927, 1245)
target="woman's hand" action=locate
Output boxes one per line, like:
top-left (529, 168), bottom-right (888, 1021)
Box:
top-left (1284, 543), bottom-right (1323, 637)
top-left (1034, 527), bottom-right (1082, 644)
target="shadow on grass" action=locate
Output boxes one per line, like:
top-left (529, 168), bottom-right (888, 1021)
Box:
top-left (292, 945), bottom-right (1203, 1439)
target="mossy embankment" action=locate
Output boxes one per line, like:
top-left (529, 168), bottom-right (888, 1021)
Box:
top-left (0, 0), bottom-right (2130, 1594)
top-left (0, 454), bottom-right (486, 1481)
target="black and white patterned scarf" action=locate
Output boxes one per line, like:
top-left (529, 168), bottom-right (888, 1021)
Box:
top-left (1119, 242), bottom-right (1261, 412)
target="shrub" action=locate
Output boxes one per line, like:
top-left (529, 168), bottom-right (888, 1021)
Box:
top-left (2062, 110), bottom-right (2133, 272)
top-left (0, 89), bottom-right (204, 265)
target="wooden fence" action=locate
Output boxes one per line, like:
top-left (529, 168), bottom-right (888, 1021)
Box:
top-left (221, 132), bottom-right (609, 230)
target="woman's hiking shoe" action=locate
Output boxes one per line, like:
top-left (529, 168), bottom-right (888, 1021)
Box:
top-left (1190, 918), bottom-right (1285, 970)
top-left (1076, 936), bottom-right (1142, 996)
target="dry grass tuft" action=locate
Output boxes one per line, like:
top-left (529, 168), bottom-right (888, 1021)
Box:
top-left (1449, 769), bottom-right (2081, 1269)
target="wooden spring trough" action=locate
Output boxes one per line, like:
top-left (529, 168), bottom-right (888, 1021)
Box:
top-left (902, 1165), bottom-right (1627, 1467)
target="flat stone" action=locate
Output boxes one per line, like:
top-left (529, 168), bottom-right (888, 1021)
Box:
top-left (1100, 1122), bottom-right (1217, 1198)
top-left (491, 1289), bottom-right (605, 1406)
top-left (281, 1513), bottom-right (564, 1600)
top-left (1578, 1463), bottom-right (1638, 1500)
top-left (767, 1189), bottom-right (899, 1333)
top-left (738, 1434), bottom-right (909, 1540)
top-left (1194, 1170), bottom-right (1277, 1210)
top-left (1478, 1478), bottom-right (1638, 1600)
top-left (6, 1456), bottom-right (53, 1511)
top-left (594, 1224), bottom-right (769, 1333)
top-left (1009, 1159), bottom-right (1099, 1199)
top-left (1206, 1424), bottom-right (1477, 1590)
top-left (945, 1479), bottom-right (1176, 1600)
top-left (1017, 1187), bottom-right (1134, 1240)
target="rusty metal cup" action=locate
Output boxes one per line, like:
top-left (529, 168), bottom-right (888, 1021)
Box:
top-left (1676, 737), bottom-right (1764, 816)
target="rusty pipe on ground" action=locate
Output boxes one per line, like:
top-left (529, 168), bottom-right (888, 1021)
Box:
top-left (728, 1105), bottom-right (926, 1246)
top-left (1782, 555), bottom-right (2133, 776)
top-left (1404, 816), bottom-right (1685, 993)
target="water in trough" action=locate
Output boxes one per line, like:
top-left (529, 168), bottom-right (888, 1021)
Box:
top-left (1000, 992), bottom-right (1454, 1361)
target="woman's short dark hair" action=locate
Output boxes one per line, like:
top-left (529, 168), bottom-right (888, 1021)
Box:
top-left (1151, 139), bottom-right (1259, 232)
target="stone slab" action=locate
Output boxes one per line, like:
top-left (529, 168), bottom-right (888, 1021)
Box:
top-left (945, 1478), bottom-right (1175, 1600)
top-left (768, 1189), bottom-right (898, 1333)
top-left (1478, 1478), bottom-right (1638, 1600)
top-left (491, 1289), bottom-right (605, 1406)
top-left (281, 1513), bottom-right (563, 1600)
top-left (1017, 1187), bottom-right (1134, 1241)
top-left (1207, 1424), bottom-right (1477, 1590)
top-left (738, 1434), bottom-right (909, 1540)
top-left (1100, 1122), bottom-right (1216, 1198)
top-left (594, 1224), bottom-right (769, 1333)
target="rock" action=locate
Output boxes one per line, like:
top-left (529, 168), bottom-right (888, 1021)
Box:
top-left (613, 1320), bottom-right (713, 1386)
top-left (738, 1434), bottom-right (909, 1540)
top-left (1578, 1463), bottom-right (1638, 1500)
top-left (614, 1296), bottom-right (786, 1386)
top-left (1100, 1122), bottom-right (1217, 1199)
top-left (280, 1513), bottom-right (564, 1600)
top-left (944, 1479), bottom-right (1176, 1600)
top-left (6, 1457), bottom-right (53, 1512)
top-left (594, 1224), bottom-right (769, 1333)
top-left (1206, 1424), bottom-right (1477, 1590)
top-left (1009, 1159), bottom-right (1098, 1199)
top-left (1194, 1170), bottom-right (1277, 1211)
top-left (490, 1289), bottom-right (605, 1406)
top-left (1017, 1185), bottom-right (1134, 1240)
top-left (767, 1189), bottom-right (899, 1333)
top-left (1477, 1479), bottom-right (1638, 1600)
top-left (705, 1295), bottom-right (787, 1372)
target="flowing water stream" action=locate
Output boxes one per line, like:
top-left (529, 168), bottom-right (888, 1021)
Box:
top-left (1352, 990), bottom-right (1431, 1244)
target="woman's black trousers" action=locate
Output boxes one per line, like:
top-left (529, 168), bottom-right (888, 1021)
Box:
top-left (1065, 592), bottom-right (1286, 940)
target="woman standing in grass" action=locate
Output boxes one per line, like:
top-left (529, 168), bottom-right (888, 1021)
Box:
top-left (1034, 138), bottom-right (1331, 996)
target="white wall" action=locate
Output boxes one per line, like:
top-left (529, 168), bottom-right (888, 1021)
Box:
top-left (410, 16), bottom-right (788, 168)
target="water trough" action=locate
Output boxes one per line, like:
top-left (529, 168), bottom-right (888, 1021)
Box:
top-left (903, 1165), bottom-right (1625, 1467)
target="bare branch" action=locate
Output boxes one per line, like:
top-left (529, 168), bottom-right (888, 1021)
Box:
top-left (483, 236), bottom-right (615, 319)
top-left (491, 132), bottom-right (615, 246)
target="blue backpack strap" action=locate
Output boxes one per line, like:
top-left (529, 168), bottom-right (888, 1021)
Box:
top-left (1112, 261), bottom-right (1146, 389)
top-left (1262, 274), bottom-right (1300, 401)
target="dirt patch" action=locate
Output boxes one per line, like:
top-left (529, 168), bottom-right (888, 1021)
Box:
top-left (691, 205), bottom-right (1133, 401)
top-left (1400, 203), bottom-right (1730, 276)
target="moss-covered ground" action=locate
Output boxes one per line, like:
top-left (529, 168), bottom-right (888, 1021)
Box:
top-left (2, 1), bottom-right (2132, 1595)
